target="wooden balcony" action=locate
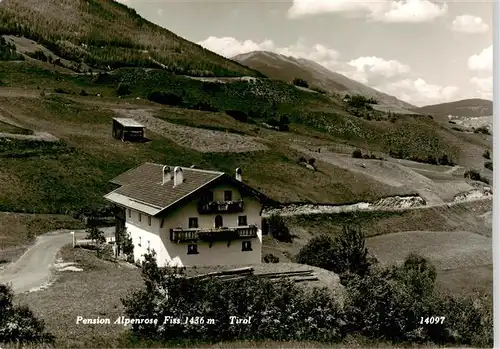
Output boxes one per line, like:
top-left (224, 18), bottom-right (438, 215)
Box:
top-left (170, 224), bottom-right (258, 243)
top-left (197, 200), bottom-right (244, 214)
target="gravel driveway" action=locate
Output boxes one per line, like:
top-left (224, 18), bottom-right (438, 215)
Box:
top-left (0, 230), bottom-right (86, 293)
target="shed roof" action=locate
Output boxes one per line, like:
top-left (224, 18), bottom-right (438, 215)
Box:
top-left (112, 118), bottom-right (145, 128)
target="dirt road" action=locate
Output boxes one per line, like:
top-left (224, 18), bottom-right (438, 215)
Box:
top-left (0, 230), bottom-right (86, 294)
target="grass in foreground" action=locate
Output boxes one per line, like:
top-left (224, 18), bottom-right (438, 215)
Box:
top-left (15, 246), bottom-right (143, 348)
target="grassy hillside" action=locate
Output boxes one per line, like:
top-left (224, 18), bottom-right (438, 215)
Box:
top-left (0, 0), bottom-right (262, 77)
top-left (0, 58), bottom-right (492, 214)
top-left (415, 99), bottom-right (493, 117)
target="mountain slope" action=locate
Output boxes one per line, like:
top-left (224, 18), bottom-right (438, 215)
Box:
top-left (415, 99), bottom-right (493, 117)
top-left (232, 51), bottom-right (417, 113)
top-left (0, 0), bottom-right (262, 77)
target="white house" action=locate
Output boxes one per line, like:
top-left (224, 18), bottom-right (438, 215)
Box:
top-left (103, 163), bottom-right (270, 267)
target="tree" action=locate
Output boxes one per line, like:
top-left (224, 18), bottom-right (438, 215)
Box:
top-left (483, 149), bottom-right (491, 160)
top-left (116, 82), bottom-right (131, 96)
top-left (86, 227), bottom-right (106, 258)
top-left (0, 284), bottom-right (55, 345)
top-left (295, 234), bottom-right (336, 271)
top-left (292, 77), bottom-right (309, 88)
top-left (334, 225), bottom-right (372, 277)
top-left (264, 214), bottom-right (292, 242)
top-left (116, 226), bottom-right (134, 262)
top-left (278, 114), bottom-right (290, 131)
top-left (352, 149), bottom-right (363, 158)
top-left (295, 225), bottom-right (373, 278)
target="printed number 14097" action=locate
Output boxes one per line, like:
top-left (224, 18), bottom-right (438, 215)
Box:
top-left (420, 316), bottom-right (445, 324)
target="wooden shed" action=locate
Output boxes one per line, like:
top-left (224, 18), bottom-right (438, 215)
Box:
top-left (112, 118), bottom-right (145, 142)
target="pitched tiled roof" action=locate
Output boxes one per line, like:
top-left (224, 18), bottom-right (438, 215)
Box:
top-left (106, 163), bottom-right (225, 214)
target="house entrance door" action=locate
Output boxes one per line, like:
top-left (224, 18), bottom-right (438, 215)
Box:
top-left (215, 215), bottom-right (223, 228)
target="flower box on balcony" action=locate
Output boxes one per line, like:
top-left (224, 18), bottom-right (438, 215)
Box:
top-left (197, 200), bottom-right (244, 214)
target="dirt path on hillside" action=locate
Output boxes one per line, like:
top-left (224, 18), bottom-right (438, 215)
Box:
top-left (0, 88), bottom-right (41, 99)
top-left (291, 145), bottom-right (478, 205)
top-left (0, 131), bottom-right (59, 142)
top-left (111, 108), bottom-right (269, 153)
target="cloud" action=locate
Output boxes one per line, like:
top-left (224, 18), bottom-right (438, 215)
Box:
top-left (451, 15), bottom-right (489, 34)
top-left (346, 56), bottom-right (411, 84)
top-left (470, 76), bottom-right (493, 100)
top-left (287, 0), bottom-right (448, 23)
top-left (157, 9), bottom-right (164, 17)
top-left (198, 36), bottom-right (276, 58)
top-left (197, 37), bottom-right (340, 69)
top-left (468, 45), bottom-right (492, 72)
top-left (377, 78), bottom-right (459, 106)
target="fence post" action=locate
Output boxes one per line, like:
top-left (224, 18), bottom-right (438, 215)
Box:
top-left (71, 231), bottom-right (75, 247)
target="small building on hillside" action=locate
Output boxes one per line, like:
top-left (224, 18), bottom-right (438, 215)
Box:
top-left (103, 163), bottom-right (270, 267)
top-left (112, 118), bottom-right (145, 142)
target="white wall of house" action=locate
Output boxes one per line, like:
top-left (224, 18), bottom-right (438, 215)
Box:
top-left (124, 183), bottom-right (262, 267)
top-left (124, 209), bottom-right (162, 265)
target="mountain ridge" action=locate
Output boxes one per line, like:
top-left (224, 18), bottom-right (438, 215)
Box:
top-left (416, 98), bottom-right (493, 117)
top-left (0, 0), bottom-right (263, 77)
top-left (232, 50), bottom-right (417, 113)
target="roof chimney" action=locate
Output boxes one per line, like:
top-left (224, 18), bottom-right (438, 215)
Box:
top-left (235, 167), bottom-right (242, 182)
top-left (162, 166), bottom-right (172, 185)
top-left (173, 166), bottom-right (184, 187)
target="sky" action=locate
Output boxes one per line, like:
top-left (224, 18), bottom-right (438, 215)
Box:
top-left (116, 0), bottom-right (493, 107)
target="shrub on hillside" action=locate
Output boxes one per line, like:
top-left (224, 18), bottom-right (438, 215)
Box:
top-left (264, 214), bottom-right (292, 242)
top-left (352, 149), bottom-right (362, 158)
top-left (54, 87), bottom-right (71, 94)
top-left (464, 168), bottom-right (489, 184)
top-left (346, 95), bottom-right (375, 109)
top-left (26, 49), bottom-right (48, 62)
top-left (438, 154), bottom-right (454, 166)
top-left (483, 149), bottom-right (491, 160)
top-left (485, 161), bottom-right (493, 171)
top-left (0, 284), bottom-right (55, 345)
top-left (474, 126), bottom-right (491, 135)
top-left (292, 77), bottom-right (309, 88)
top-left (225, 110), bottom-right (248, 123)
top-left (147, 91), bottom-right (183, 106)
top-left (278, 115), bottom-right (290, 131)
top-left (116, 82), bottom-right (131, 96)
top-left (263, 253), bottom-right (280, 263)
top-left (122, 252), bottom-right (345, 343)
top-left (189, 101), bottom-right (218, 112)
top-left (295, 226), bottom-right (373, 279)
top-left (0, 37), bottom-right (24, 61)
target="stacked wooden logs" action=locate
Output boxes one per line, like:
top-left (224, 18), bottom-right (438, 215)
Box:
top-left (188, 267), bottom-right (318, 283)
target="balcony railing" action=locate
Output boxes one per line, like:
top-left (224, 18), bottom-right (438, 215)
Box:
top-left (197, 200), bottom-right (244, 214)
top-left (170, 224), bottom-right (258, 243)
